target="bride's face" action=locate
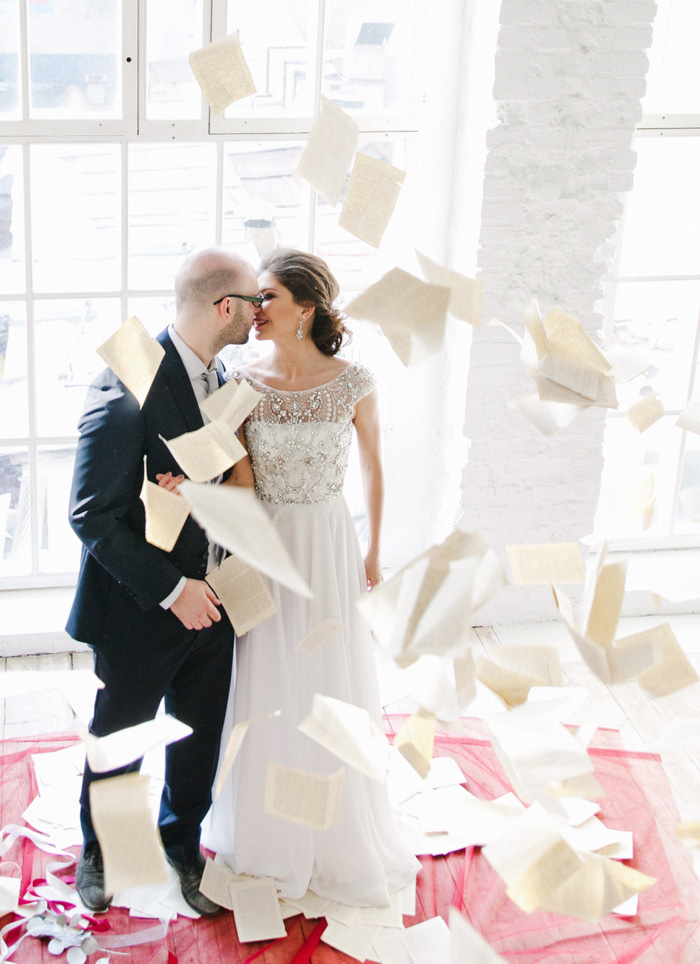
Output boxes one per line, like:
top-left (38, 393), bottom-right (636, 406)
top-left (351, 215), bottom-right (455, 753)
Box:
top-left (254, 270), bottom-right (309, 343)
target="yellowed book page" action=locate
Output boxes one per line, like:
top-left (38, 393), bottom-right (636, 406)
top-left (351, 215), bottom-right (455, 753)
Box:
top-left (506, 542), bottom-right (585, 586)
top-left (141, 477), bottom-right (190, 552)
top-left (201, 378), bottom-right (261, 430)
top-left (206, 553), bottom-right (277, 636)
top-left (179, 481), bottom-right (312, 598)
top-left (229, 876), bottom-right (287, 943)
top-left (296, 96), bottom-right (359, 205)
top-left (522, 300), bottom-right (550, 359)
top-left (548, 772), bottom-right (606, 800)
top-left (626, 393), bottom-right (664, 433)
top-left (475, 655), bottom-right (546, 708)
top-left (493, 644), bottom-right (562, 686)
top-left (294, 618), bottom-right (343, 654)
top-left (675, 821), bottom-right (700, 844)
top-left (506, 838), bottom-right (585, 914)
top-left (679, 486), bottom-right (700, 521)
top-left (482, 803), bottom-right (564, 887)
top-left (338, 152), bottom-right (406, 248)
top-left (161, 421), bottom-right (246, 483)
top-left (214, 711), bottom-right (279, 799)
top-left (395, 709), bottom-right (435, 779)
top-left (322, 919), bottom-right (381, 962)
top-left (355, 889), bottom-right (403, 928)
top-left (537, 351), bottom-right (601, 400)
top-left (449, 907), bottom-right (508, 964)
top-left (635, 621), bottom-right (699, 697)
top-left (89, 773), bottom-right (168, 893)
top-left (542, 307), bottom-right (611, 374)
top-left (199, 857), bottom-right (244, 910)
top-left (676, 399), bottom-right (700, 434)
top-left (96, 316), bottom-right (164, 408)
top-left (188, 31), bottom-right (256, 114)
top-left (585, 559), bottom-right (627, 646)
top-left (298, 693), bottom-right (389, 782)
top-left (264, 763), bottom-right (344, 829)
top-left (344, 268), bottom-right (450, 367)
top-left (534, 374), bottom-right (594, 407)
top-left (415, 250), bottom-right (483, 327)
top-left (535, 852), bottom-right (655, 922)
top-left (84, 715), bottom-right (192, 773)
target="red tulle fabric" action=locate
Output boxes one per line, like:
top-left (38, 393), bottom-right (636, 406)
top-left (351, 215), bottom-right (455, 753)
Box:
top-left (0, 718), bottom-right (698, 963)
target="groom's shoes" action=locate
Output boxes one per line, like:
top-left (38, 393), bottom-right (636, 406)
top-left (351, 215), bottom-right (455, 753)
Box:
top-left (76, 842), bottom-right (113, 912)
top-left (166, 851), bottom-right (221, 916)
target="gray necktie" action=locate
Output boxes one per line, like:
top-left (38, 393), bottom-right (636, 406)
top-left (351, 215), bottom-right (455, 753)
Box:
top-left (200, 368), bottom-right (219, 397)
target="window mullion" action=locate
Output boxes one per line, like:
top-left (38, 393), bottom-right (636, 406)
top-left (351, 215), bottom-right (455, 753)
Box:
top-left (21, 140), bottom-right (39, 576)
top-left (125, 0), bottom-right (139, 137)
top-left (669, 306), bottom-right (700, 534)
top-left (215, 140), bottom-right (223, 246)
top-left (306, 0), bottom-right (326, 254)
top-left (18, 0), bottom-right (30, 121)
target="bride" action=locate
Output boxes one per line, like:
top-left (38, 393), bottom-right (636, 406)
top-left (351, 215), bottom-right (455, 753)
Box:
top-left (165, 248), bottom-right (419, 908)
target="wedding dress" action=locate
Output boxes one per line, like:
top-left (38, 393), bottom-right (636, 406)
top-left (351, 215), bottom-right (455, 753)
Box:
top-left (204, 362), bottom-right (420, 907)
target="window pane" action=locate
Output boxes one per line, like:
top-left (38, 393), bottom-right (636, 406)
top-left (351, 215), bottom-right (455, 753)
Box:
top-left (324, 0), bottom-right (416, 116)
top-left (676, 430), bottom-right (700, 533)
top-left (129, 143), bottom-right (217, 291)
top-left (38, 445), bottom-right (80, 574)
top-left (222, 141), bottom-right (307, 260)
top-left (0, 1), bottom-right (20, 119)
top-left (612, 281), bottom-right (700, 413)
top-left (315, 136), bottom-right (405, 290)
top-left (619, 137), bottom-right (700, 278)
top-left (31, 144), bottom-right (120, 293)
top-left (643, 0), bottom-right (700, 115)
top-left (0, 303), bottom-right (27, 439)
top-left (0, 446), bottom-right (30, 577)
top-left (28, 0), bottom-right (121, 119)
top-left (128, 297), bottom-right (175, 338)
top-left (34, 298), bottom-right (122, 438)
top-left (594, 414), bottom-right (682, 538)
top-left (225, 0), bottom-right (317, 117)
top-left (147, 0), bottom-right (204, 120)
top-left (0, 146), bottom-right (25, 295)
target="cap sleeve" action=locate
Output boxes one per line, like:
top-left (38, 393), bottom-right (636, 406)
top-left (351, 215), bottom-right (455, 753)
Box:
top-left (348, 363), bottom-right (377, 406)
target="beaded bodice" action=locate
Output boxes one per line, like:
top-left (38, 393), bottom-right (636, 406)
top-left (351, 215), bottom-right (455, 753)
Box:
top-left (230, 363), bottom-right (376, 505)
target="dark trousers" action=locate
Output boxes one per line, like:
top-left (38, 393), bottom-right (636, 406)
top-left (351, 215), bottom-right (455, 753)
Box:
top-left (80, 608), bottom-right (234, 865)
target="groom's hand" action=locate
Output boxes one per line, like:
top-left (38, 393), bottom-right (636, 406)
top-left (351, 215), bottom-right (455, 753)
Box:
top-left (170, 578), bottom-right (222, 631)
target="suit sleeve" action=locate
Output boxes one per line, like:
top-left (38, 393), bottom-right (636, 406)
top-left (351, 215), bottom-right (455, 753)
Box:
top-left (69, 375), bottom-right (184, 611)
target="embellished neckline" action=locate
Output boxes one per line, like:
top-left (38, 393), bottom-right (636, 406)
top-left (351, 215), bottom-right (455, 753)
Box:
top-left (241, 363), bottom-right (354, 395)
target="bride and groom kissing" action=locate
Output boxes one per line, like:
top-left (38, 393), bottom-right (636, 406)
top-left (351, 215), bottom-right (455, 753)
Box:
top-left (66, 246), bottom-right (419, 918)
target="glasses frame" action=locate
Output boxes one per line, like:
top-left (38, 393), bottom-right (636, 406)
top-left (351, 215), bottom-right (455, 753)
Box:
top-left (213, 293), bottom-right (263, 309)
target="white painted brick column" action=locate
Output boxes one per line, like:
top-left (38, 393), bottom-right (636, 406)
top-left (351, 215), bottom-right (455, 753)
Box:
top-left (461, 0), bottom-right (656, 623)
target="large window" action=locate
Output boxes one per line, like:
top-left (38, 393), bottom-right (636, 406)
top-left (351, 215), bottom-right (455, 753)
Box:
top-left (0, 0), bottom-right (427, 587)
top-left (594, 0), bottom-right (700, 547)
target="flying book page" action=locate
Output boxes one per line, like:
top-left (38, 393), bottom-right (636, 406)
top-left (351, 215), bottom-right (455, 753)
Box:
top-left (200, 377), bottom-right (261, 430)
top-left (206, 552), bottom-right (277, 636)
top-left (626, 393), bottom-right (664, 433)
top-left (96, 316), bottom-right (164, 408)
top-left (141, 475), bottom-right (190, 552)
top-left (296, 96), bottom-right (359, 205)
top-left (298, 693), bottom-right (390, 782)
top-left (161, 419), bottom-right (247, 483)
top-left (294, 618), bottom-right (343, 654)
top-left (415, 250), bottom-right (483, 327)
top-left (339, 152), bottom-right (405, 247)
top-left (676, 399), bottom-right (700, 434)
top-left (83, 715), bottom-right (192, 773)
top-left (506, 542), bottom-right (585, 585)
top-left (188, 31), bottom-right (256, 114)
top-left (394, 709), bottom-right (435, 779)
top-left (214, 710), bottom-right (280, 799)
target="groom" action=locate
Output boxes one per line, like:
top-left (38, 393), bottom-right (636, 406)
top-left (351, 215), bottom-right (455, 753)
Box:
top-left (66, 248), bottom-right (259, 915)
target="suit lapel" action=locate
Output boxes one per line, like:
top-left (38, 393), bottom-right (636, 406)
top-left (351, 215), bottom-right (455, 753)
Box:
top-left (156, 329), bottom-right (204, 433)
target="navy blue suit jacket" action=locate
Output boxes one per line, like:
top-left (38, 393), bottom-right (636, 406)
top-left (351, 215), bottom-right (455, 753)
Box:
top-left (66, 328), bottom-right (225, 647)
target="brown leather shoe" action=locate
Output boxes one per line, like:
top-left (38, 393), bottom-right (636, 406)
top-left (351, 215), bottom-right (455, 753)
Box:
top-left (166, 852), bottom-right (221, 917)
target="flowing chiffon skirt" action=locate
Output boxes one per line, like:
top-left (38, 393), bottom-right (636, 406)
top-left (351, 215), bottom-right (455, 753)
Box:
top-left (204, 495), bottom-right (420, 907)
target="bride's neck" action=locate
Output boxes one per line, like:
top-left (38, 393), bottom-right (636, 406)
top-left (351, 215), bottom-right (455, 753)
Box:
top-left (269, 340), bottom-right (325, 378)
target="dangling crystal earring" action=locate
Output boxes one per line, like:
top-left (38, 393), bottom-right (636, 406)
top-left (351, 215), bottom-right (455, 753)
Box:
top-left (296, 316), bottom-right (304, 340)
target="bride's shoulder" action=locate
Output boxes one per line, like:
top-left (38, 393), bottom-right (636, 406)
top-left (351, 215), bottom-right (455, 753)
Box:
top-left (340, 361), bottom-right (377, 401)
top-left (225, 365), bottom-right (257, 385)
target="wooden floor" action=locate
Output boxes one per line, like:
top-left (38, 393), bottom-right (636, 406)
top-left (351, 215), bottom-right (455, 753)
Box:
top-left (1, 616), bottom-right (700, 842)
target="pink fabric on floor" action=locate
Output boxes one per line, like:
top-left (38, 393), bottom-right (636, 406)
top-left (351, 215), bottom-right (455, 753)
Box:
top-left (0, 722), bottom-right (698, 963)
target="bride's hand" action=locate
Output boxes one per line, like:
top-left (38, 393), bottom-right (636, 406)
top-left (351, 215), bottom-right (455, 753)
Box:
top-left (364, 552), bottom-right (383, 590)
top-left (156, 471), bottom-right (185, 492)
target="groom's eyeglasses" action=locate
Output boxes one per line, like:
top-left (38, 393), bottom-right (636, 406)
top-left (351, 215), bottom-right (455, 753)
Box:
top-left (213, 293), bottom-right (264, 309)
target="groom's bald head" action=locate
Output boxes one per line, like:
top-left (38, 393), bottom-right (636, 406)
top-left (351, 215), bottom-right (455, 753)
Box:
top-left (175, 248), bottom-right (256, 314)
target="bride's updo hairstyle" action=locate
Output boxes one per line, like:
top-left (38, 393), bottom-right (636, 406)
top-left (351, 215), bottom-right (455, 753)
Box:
top-left (259, 248), bottom-right (350, 356)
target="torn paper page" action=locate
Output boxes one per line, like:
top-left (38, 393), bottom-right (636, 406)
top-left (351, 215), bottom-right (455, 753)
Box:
top-left (296, 96), bottom-right (359, 205)
top-left (506, 542), bottom-right (584, 585)
top-left (141, 476), bottom-right (190, 552)
top-left (96, 316), bottom-right (164, 408)
top-left (84, 715), bottom-right (192, 773)
top-left (394, 709), bottom-right (435, 779)
top-left (345, 268), bottom-right (450, 367)
top-left (298, 693), bottom-right (390, 782)
top-left (264, 763), bottom-right (344, 829)
top-left (475, 655), bottom-right (548, 708)
top-left (214, 710), bottom-right (279, 799)
top-left (179, 481), bottom-right (311, 597)
top-left (415, 250), bottom-right (482, 327)
top-left (90, 773), bottom-right (168, 893)
top-left (229, 876), bottom-right (287, 943)
top-left (188, 31), bottom-right (256, 115)
top-left (632, 621), bottom-right (699, 697)
top-left (200, 377), bottom-right (261, 430)
top-left (294, 618), bottom-right (343, 654)
top-left (626, 393), bottom-right (664, 434)
top-left (206, 552), bottom-right (277, 635)
top-left (449, 907), bottom-right (506, 963)
top-left (338, 152), bottom-right (405, 248)
top-left (161, 419), bottom-right (247, 483)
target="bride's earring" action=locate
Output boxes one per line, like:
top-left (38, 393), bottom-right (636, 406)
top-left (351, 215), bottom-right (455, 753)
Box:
top-left (296, 315), bottom-right (304, 340)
